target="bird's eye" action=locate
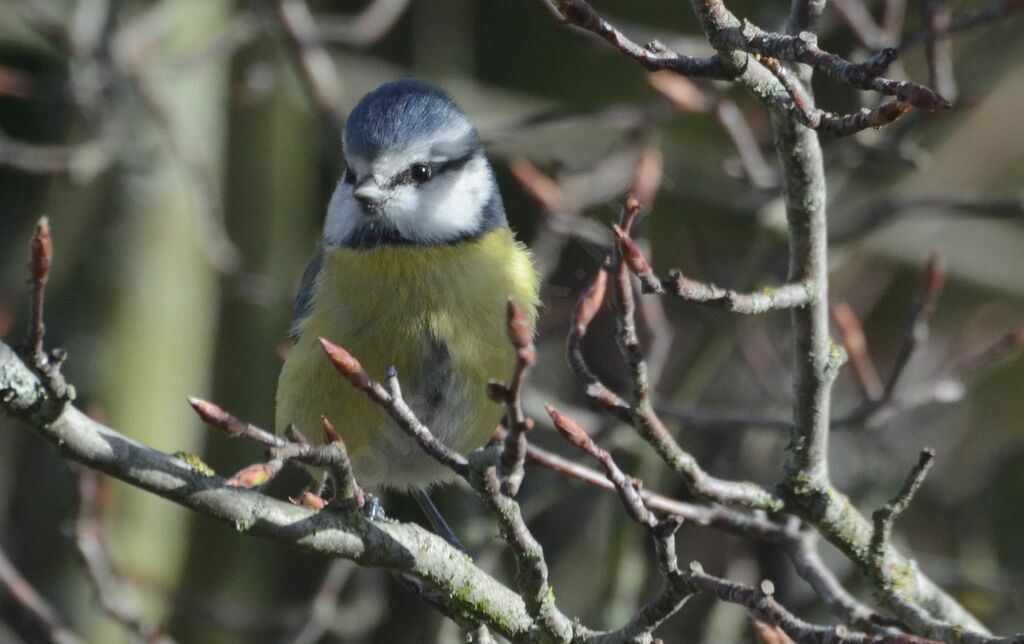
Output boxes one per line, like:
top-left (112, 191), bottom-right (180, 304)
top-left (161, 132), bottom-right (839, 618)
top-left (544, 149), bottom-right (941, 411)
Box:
top-left (410, 163), bottom-right (432, 184)
top-left (343, 167), bottom-right (356, 184)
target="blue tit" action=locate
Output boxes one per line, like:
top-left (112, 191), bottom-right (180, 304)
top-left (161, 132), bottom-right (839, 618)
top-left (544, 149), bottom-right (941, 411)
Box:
top-left (276, 79), bottom-right (540, 493)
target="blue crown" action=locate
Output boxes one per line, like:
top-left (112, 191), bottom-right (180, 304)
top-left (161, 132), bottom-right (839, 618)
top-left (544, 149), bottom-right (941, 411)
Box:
top-left (343, 79), bottom-right (478, 161)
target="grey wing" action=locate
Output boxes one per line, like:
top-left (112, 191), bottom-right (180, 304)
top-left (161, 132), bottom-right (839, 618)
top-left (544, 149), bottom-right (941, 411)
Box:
top-left (289, 244), bottom-right (325, 343)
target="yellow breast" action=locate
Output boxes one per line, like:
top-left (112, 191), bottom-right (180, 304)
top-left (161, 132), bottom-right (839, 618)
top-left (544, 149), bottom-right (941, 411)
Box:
top-left (275, 227), bottom-right (539, 490)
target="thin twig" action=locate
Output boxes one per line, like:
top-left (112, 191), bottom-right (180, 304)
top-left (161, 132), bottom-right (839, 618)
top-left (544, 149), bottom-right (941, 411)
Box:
top-left (317, 0), bottom-right (411, 48)
top-left (25, 216), bottom-right (52, 365)
top-left (832, 301), bottom-right (884, 401)
top-left (955, 322), bottom-right (1024, 376)
top-left (830, 0), bottom-right (889, 49)
top-left (835, 253), bottom-right (946, 425)
top-left (899, 0), bottom-right (1024, 50)
top-left (566, 265), bottom-right (634, 421)
top-left (73, 468), bottom-right (175, 643)
top-left (0, 546), bottom-right (83, 644)
top-left (497, 298), bottom-right (537, 496)
top-left (761, 56), bottom-right (914, 136)
top-left (548, 0), bottom-right (731, 79)
top-left (319, 338), bottom-right (472, 477)
top-left (922, 0), bottom-right (958, 103)
top-left (870, 449), bottom-right (936, 564)
top-left (276, 0), bottom-right (345, 130)
top-left (701, 15), bottom-right (948, 110)
top-left (614, 225), bottom-right (811, 314)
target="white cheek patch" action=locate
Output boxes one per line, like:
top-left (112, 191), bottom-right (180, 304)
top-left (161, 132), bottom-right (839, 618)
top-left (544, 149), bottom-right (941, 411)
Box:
top-left (323, 143), bottom-right (493, 246)
top-left (386, 155), bottom-right (492, 243)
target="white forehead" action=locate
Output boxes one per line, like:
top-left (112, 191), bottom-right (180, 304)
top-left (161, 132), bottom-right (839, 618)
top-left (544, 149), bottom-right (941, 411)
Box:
top-left (343, 119), bottom-right (475, 179)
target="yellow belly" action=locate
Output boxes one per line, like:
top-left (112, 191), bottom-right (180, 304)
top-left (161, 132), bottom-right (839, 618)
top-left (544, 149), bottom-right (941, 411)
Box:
top-left (275, 228), bottom-right (539, 490)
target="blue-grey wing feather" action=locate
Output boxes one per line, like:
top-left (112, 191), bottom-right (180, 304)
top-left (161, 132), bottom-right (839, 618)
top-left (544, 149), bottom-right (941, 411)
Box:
top-left (289, 244), bottom-right (325, 342)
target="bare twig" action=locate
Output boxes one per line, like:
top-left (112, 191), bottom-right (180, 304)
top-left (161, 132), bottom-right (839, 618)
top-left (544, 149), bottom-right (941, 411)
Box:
top-left (0, 546), bottom-right (83, 644)
top-left (594, 198), bottom-right (783, 511)
top-left (188, 397), bottom-right (287, 448)
top-left (319, 338), bottom-right (471, 478)
top-left (761, 56), bottom-right (914, 136)
top-left (955, 322), bottom-right (1024, 376)
top-left (469, 448), bottom-right (577, 642)
top-left (835, 253), bottom-right (946, 425)
top-left (548, 0), bottom-right (730, 79)
top-left (614, 225), bottom-right (811, 313)
top-left (830, 0), bottom-right (889, 49)
top-left (922, 0), bottom-right (957, 103)
top-left (276, 0), bottom-right (345, 130)
top-left (497, 298), bottom-right (537, 496)
top-left (883, 253), bottom-right (946, 402)
top-left (831, 194), bottom-right (1024, 244)
top-left (316, 339), bottom-right (577, 640)
top-left (687, 566), bottom-right (934, 644)
top-left (832, 301), bottom-right (884, 401)
top-left (548, 405), bottom-right (694, 639)
top-left (317, 0), bottom-right (411, 48)
top-left (189, 398), bottom-right (364, 507)
top-left (899, 0), bottom-right (1024, 50)
top-left (566, 266), bottom-right (634, 420)
top-left (869, 449), bottom-right (936, 565)
top-left (701, 16), bottom-right (948, 110)
top-left (73, 468), bottom-right (175, 643)
top-left (25, 216), bottom-right (52, 364)
top-left (320, 417), bottom-right (365, 507)
top-left (647, 72), bottom-right (777, 188)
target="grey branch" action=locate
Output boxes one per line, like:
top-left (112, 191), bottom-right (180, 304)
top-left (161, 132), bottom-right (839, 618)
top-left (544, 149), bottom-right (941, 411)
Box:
top-left (0, 341), bottom-right (542, 642)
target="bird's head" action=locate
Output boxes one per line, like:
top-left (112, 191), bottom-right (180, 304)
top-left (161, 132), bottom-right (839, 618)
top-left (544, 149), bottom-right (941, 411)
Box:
top-left (324, 79), bottom-right (505, 248)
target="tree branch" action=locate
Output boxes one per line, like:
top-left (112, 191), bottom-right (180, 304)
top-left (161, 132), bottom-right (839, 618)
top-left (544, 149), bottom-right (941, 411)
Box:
top-left (0, 341), bottom-right (543, 642)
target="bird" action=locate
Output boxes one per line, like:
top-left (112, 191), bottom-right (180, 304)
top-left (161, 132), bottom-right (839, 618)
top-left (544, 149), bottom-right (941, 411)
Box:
top-left (275, 79), bottom-right (539, 539)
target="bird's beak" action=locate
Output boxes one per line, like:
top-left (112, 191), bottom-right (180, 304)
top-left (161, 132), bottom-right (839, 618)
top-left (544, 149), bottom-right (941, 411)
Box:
top-left (353, 177), bottom-right (385, 211)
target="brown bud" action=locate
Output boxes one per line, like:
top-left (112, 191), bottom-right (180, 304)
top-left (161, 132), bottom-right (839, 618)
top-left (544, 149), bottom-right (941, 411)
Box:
top-left (632, 147), bottom-right (663, 210)
top-left (227, 461), bottom-right (281, 488)
top-left (319, 338), bottom-right (372, 390)
top-left (321, 416), bottom-right (343, 445)
top-left (613, 225), bottom-right (651, 278)
top-left (506, 297), bottom-right (535, 361)
top-left (546, 404), bottom-right (593, 451)
top-left (573, 268), bottom-right (608, 330)
top-left (29, 216), bottom-right (52, 285)
top-left (290, 491), bottom-right (327, 510)
top-left (870, 101), bottom-right (912, 128)
top-left (188, 397), bottom-right (247, 437)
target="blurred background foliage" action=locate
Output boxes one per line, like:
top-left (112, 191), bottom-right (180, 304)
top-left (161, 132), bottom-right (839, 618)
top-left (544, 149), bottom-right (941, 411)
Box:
top-left (0, 0), bottom-right (1022, 642)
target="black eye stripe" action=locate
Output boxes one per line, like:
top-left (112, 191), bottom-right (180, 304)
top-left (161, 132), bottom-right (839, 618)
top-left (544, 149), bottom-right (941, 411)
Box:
top-left (434, 150), bottom-right (477, 174)
top-left (386, 150), bottom-right (478, 189)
